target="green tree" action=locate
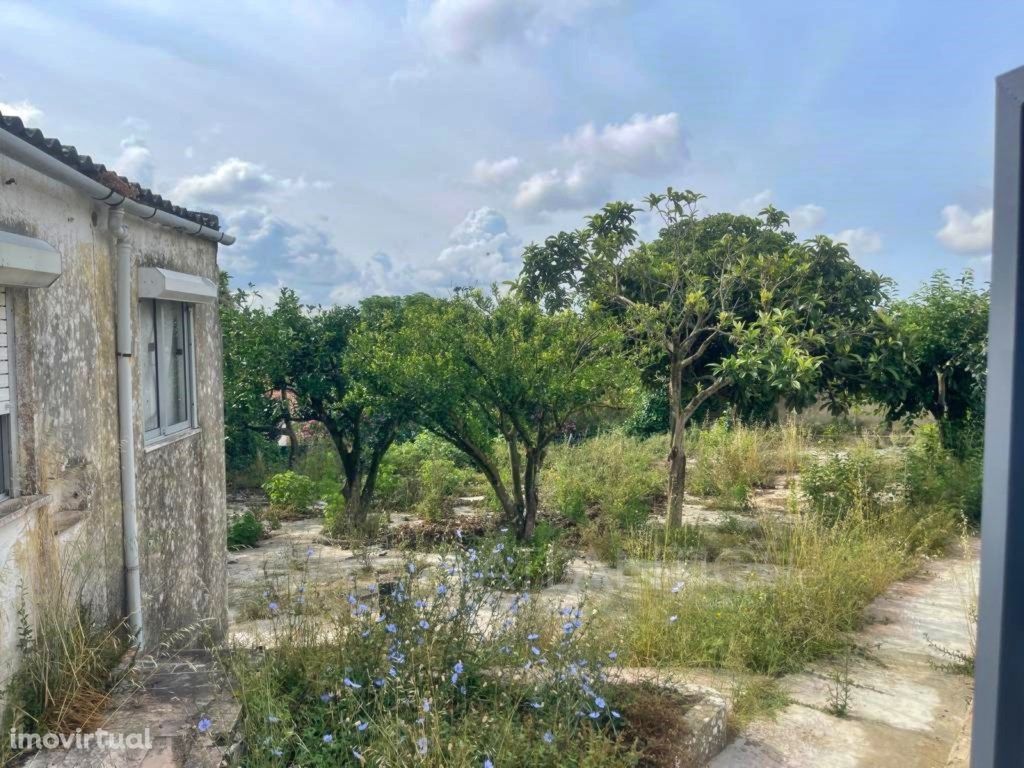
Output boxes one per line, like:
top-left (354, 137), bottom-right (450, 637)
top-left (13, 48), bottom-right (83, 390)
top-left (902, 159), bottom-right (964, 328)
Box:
top-left (875, 270), bottom-right (989, 450)
top-left (521, 189), bottom-right (887, 527)
top-left (219, 274), bottom-right (290, 470)
top-left (365, 290), bottom-right (627, 539)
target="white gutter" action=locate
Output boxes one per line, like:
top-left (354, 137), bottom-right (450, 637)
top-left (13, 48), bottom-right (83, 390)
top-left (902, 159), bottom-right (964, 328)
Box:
top-left (0, 127), bottom-right (235, 245)
top-left (110, 208), bottom-right (144, 648)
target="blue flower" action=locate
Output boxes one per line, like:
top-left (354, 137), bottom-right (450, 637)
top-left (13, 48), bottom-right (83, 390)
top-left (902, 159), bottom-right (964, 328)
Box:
top-left (408, 562), bottom-right (417, 574)
top-left (386, 623), bottom-right (397, 634)
top-left (352, 748), bottom-right (363, 760)
top-left (543, 731), bottom-right (554, 744)
top-left (356, 721), bottom-right (368, 732)
top-left (419, 619), bottom-right (430, 630)
top-left (493, 543), bottom-right (505, 554)
top-left (422, 698), bottom-right (431, 713)
top-left (595, 696), bottom-right (606, 709)
top-left (343, 677), bottom-right (362, 689)
top-left (267, 715), bottom-right (279, 723)
top-left (306, 546), bottom-right (315, 557)
top-left (323, 733), bottom-right (333, 743)
top-left (347, 594), bottom-right (357, 606)
top-left (608, 651), bottom-right (618, 660)
top-left (197, 717), bottom-right (212, 733)
top-left (416, 737), bottom-right (428, 755)
top-left (374, 678), bottom-right (386, 687)
top-left (530, 646), bottom-right (541, 656)
top-left (588, 711), bottom-right (600, 720)
top-left (484, 759), bottom-right (494, 768)
top-left (527, 633), bottom-right (539, 640)
top-left (268, 602), bottom-right (279, 614)
top-left (669, 615), bottom-right (678, 623)
top-left (437, 584), bottom-right (447, 595)
top-left (272, 748), bottom-right (283, 757)
top-left (320, 692), bottom-right (334, 703)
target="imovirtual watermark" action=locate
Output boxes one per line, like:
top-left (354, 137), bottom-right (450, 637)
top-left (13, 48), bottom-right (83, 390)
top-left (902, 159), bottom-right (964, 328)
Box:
top-left (9, 727), bottom-right (153, 751)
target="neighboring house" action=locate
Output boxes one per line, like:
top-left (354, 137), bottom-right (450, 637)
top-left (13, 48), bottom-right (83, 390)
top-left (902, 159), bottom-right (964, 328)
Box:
top-left (0, 109), bottom-right (234, 688)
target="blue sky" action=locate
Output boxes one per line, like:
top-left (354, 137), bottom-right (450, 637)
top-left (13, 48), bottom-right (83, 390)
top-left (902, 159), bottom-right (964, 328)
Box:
top-left (1, 0), bottom-right (1017, 305)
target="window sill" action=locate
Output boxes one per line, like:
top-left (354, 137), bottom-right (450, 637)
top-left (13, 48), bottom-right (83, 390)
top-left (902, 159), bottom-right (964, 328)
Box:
top-left (144, 427), bottom-right (201, 453)
top-left (0, 494), bottom-right (51, 529)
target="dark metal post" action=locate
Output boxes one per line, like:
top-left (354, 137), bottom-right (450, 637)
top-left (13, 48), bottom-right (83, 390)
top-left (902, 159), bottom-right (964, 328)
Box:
top-left (973, 64), bottom-right (1024, 768)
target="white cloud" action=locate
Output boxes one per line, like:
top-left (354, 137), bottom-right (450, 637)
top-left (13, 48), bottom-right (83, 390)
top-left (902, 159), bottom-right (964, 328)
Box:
top-left (471, 155), bottom-right (521, 186)
top-left (738, 188), bottom-right (774, 216)
top-left (114, 135), bottom-right (155, 187)
top-left (514, 163), bottom-right (603, 212)
top-left (421, 0), bottom-right (615, 60)
top-left (436, 206), bottom-right (522, 286)
top-left (514, 112), bottom-right (684, 213)
top-left (226, 206), bottom-right (522, 307)
top-left (0, 100), bottom-right (43, 125)
top-left (789, 203), bottom-right (826, 231)
top-left (171, 158), bottom-right (314, 205)
top-left (562, 112), bottom-right (682, 172)
top-left (936, 204), bottom-right (992, 255)
top-left (832, 227), bottom-right (883, 257)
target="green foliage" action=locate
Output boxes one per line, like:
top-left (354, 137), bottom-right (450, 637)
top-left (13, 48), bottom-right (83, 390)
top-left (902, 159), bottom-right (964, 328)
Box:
top-left (543, 432), bottom-right (665, 528)
top-left (518, 188), bottom-right (886, 526)
top-left (903, 423), bottom-right (983, 524)
top-left (362, 289), bottom-right (630, 539)
top-left (622, 389), bottom-right (669, 438)
top-left (263, 471), bottom-right (318, 517)
top-left (873, 270), bottom-right (989, 448)
top-left (226, 548), bottom-right (634, 767)
top-left (373, 433), bottom-right (483, 520)
top-left (477, 522), bottom-right (573, 589)
top-left (1, 552), bottom-right (126, 764)
top-left (687, 418), bottom-right (791, 509)
top-left (227, 510), bottom-right (265, 550)
top-left (800, 447), bottom-right (897, 525)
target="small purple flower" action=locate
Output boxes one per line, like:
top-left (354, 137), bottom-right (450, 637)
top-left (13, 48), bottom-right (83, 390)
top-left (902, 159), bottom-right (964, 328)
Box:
top-left (419, 619), bottom-right (430, 630)
top-left (530, 646), bottom-right (541, 656)
top-left (356, 721), bottom-right (368, 732)
top-left (588, 711), bottom-right (600, 720)
top-left (416, 737), bottom-right (428, 755)
top-left (343, 677), bottom-right (362, 689)
top-left (422, 698), bottom-right (431, 713)
top-left (323, 733), bottom-right (333, 744)
top-left (197, 717), bottom-right (212, 733)
top-left (484, 759), bottom-right (494, 768)
top-left (320, 692), bottom-right (334, 703)
top-left (543, 731), bottom-right (554, 744)
top-left (595, 696), bottom-right (606, 709)
top-left (386, 623), bottom-right (398, 634)
top-left (268, 601), bottom-right (279, 614)
top-left (454, 660), bottom-right (464, 674)
top-left (306, 546), bottom-right (315, 557)
top-left (437, 584), bottom-right (447, 595)
top-left (527, 633), bottom-right (539, 641)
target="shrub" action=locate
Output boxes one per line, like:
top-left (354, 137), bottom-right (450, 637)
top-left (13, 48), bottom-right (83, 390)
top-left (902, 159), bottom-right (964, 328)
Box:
top-left (799, 445), bottom-right (896, 524)
top-left (544, 432), bottom-right (665, 527)
top-left (687, 418), bottom-right (792, 509)
top-left (476, 522), bottom-right (573, 589)
top-left (903, 423), bottom-right (982, 524)
top-left (376, 432), bottom-right (483, 515)
top-left (224, 546), bottom-right (636, 767)
top-left (262, 471), bottom-right (318, 518)
top-left (227, 510), bottom-right (264, 550)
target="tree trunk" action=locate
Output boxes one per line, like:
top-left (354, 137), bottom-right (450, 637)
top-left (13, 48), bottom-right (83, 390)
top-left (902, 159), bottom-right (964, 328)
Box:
top-left (520, 450), bottom-right (541, 540)
top-left (666, 439), bottom-right (686, 528)
top-left (666, 354), bottom-right (686, 528)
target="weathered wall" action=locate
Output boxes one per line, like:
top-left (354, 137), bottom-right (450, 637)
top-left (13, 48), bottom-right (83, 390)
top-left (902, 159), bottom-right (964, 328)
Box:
top-left (0, 150), bottom-right (226, 683)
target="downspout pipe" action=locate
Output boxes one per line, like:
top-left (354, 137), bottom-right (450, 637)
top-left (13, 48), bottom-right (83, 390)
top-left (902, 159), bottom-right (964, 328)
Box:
top-left (110, 207), bottom-right (145, 648)
top-left (0, 127), bottom-right (235, 245)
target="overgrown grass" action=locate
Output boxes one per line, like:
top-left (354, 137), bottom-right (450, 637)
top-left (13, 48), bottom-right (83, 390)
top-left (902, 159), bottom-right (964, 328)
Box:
top-left (224, 546), bottom-right (644, 767)
top-left (543, 432), bottom-right (666, 528)
top-left (596, 452), bottom-right (960, 677)
top-left (1, 532), bottom-right (127, 764)
top-left (377, 432), bottom-right (485, 519)
top-left (687, 417), bottom-right (802, 509)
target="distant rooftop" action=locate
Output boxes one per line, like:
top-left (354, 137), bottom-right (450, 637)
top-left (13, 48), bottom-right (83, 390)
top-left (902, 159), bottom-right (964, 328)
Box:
top-left (0, 109), bottom-right (221, 231)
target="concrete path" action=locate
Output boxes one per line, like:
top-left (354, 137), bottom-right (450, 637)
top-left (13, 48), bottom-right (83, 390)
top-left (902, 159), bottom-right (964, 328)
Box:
top-left (710, 539), bottom-right (978, 768)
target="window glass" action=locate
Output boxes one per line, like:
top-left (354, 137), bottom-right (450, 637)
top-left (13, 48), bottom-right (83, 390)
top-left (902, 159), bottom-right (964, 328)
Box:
top-left (140, 299), bottom-right (160, 433)
top-left (159, 302), bottom-right (189, 427)
top-left (141, 298), bottom-right (196, 441)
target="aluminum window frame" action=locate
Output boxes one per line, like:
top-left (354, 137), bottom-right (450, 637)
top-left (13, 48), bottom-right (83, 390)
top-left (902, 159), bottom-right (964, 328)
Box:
top-left (140, 298), bottom-right (198, 444)
top-left (0, 290), bottom-right (18, 501)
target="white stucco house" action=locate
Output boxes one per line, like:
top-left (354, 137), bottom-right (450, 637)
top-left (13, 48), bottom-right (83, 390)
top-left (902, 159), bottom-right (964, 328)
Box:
top-left (0, 108), bottom-right (233, 689)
